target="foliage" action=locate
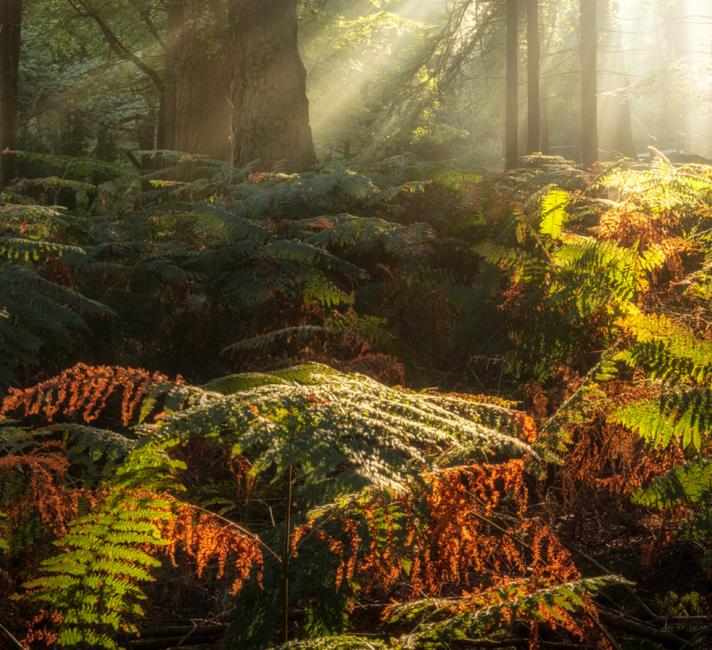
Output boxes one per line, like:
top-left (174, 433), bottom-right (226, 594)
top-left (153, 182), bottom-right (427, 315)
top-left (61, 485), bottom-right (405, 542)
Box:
top-left (2, 150), bottom-right (712, 648)
top-left (22, 490), bottom-right (173, 650)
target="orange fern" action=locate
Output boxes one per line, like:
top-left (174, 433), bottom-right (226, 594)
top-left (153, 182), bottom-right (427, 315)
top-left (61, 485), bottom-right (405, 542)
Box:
top-left (295, 460), bottom-right (578, 598)
top-left (163, 504), bottom-right (264, 596)
top-left (1, 364), bottom-right (176, 426)
top-left (0, 442), bottom-right (84, 535)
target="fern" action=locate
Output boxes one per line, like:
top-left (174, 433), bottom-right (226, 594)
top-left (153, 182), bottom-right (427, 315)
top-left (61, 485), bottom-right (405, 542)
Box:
top-left (615, 388), bottom-right (711, 451)
top-left (633, 457), bottom-right (712, 510)
top-left (0, 511), bottom-right (8, 553)
top-left (143, 364), bottom-right (536, 503)
top-left (223, 325), bottom-right (332, 355)
top-left (277, 637), bottom-right (388, 649)
top-left (0, 238), bottom-right (85, 262)
top-left (22, 490), bottom-right (173, 650)
top-left (386, 575), bottom-right (626, 644)
top-left (614, 313), bottom-right (711, 451)
top-left (537, 186), bottom-right (569, 240)
top-left (613, 309), bottom-right (712, 552)
top-left (0, 206), bottom-right (112, 388)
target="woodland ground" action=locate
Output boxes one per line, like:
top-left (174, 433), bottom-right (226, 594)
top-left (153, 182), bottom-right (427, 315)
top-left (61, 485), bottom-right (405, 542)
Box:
top-left (0, 150), bottom-right (710, 649)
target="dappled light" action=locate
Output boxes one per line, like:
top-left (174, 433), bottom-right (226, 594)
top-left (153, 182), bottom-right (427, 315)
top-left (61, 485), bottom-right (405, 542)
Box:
top-left (1, 1), bottom-right (711, 649)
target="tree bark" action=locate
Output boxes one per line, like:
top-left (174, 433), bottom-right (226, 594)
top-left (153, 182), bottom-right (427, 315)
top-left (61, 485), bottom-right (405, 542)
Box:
top-left (231, 0), bottom-right (317, 172)
top-left (580, 0), bottom-right (599, 167)
top-left (526, 0), bottom-right (540, 154)
top-left (505, 0), bottom-right (519, 169)
top-left (165, 0), bottom-right (233, 159)
top-left (0, 0), bottom-right (22, 184)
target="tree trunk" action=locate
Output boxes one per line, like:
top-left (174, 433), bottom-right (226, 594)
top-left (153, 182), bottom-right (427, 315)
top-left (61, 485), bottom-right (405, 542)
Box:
top-left (580, 0), bottom-right (598, 167)
top-left (0, 0), bottom-right (22, 184)
top-left (165, 0), bottom-right (233, 159)
top-left (505, 0), bottom-right (519, 169)
top-left (231, 0), bottom-right (317, 172)
top-left (598, 0), bottom-right (636, 159)
top-left (159, 0), bottom-right (182, 151)
top-left (526, 0), bottom-right (540, 154)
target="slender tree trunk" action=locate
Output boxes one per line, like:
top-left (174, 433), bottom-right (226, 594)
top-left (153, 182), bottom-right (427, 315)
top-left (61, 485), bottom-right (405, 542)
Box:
top-left (580, 0), bottom-right (599, 167)
top-left (505, 0), bottom-right (519, 169)
top-left (526, 0), bottom-right (540, 154)
top-left (0, 0), bottom-right (22, 184)
top-left (231, 0), bottom-right (317, 171)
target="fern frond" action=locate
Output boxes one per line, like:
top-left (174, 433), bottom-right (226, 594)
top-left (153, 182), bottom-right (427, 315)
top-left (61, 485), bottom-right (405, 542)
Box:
top-left (614, 388), bottom-right (711, 451)
top-left (264, 240), bottom-right (368, 281)
top-left (633, 457), bottom-right (712, 509)
top-left (277, 637), bottom-right (388, 649)
top-left (22, 490), bottom-right (173, 649)
top-left (537, 186), bottom-right (569, 240)
top-left (143, 364), bottom-right (536, 503)
top-left (222, 326), bottom-right (331, 355)
top-left (386, 575), bottom-right (626, 643)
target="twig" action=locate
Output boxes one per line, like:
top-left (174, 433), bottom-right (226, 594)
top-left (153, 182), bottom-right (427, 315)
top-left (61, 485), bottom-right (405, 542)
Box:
top-left (187, 503), bottom-right (282, 563)
top-left (0, 623), bottom-right (23, 649)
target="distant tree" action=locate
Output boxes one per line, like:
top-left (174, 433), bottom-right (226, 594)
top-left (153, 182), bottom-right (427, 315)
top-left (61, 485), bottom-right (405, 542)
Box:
top-left (231, 0), bottom-right (317, 171)
top-left (599, 0), bottom-right (635, 159)
top-left (505, 0), bottom-right (518, 169)
top-left (580, 0), bottom-right (598, 167)
top-left (0, 0), bottom-right (22, 184)
top-left (526, 0), bottom-right (540, 154)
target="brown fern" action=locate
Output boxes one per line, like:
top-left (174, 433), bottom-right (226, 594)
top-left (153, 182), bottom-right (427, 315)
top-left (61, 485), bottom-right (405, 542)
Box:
top-left (1, 364), bottom-right (177, 426)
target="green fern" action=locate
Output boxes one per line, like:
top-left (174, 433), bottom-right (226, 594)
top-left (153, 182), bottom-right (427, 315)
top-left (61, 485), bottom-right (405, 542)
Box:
top-left (633, 457), bottom-right (712, 510)
top-left (19, 438), bottom-right (186, 649)
top-left (537, 186), bottom-right (569, 240)
top-left (0, 237), bottom-right (84, 261)
top-left (0, 266), bottom-right (112, 387)
top-left (22, 491), bottom-right (173, 650)
top-left (222, 325), bottom-right (332, 355)
top-left (614, 313), bottom-right (711, 451)
top-left (144, 363), bottom-right (536, 504)
top-left (0, 510), bottom-right (8, 553)
top-left (616, 388), bottom-right (711, 451)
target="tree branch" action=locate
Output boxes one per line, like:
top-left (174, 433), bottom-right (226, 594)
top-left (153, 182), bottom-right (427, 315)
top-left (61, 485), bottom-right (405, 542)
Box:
top-left (69, 0), bottom-right (164, 91)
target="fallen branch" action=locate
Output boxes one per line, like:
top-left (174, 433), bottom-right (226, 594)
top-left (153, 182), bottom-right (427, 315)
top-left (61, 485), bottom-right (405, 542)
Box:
top-left (599, 610), bottom-right (688, 648)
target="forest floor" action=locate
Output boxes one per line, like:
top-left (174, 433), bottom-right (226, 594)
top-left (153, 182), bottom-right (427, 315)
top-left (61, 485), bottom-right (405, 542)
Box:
top-left (0, 150), bottom-right (710, 649)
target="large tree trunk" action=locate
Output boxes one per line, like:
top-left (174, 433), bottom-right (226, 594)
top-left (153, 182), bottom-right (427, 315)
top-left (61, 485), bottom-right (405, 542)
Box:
top-left (165, 0), bottom-right (233, 159)
top-left (580, 0), bottom-right (598, 167)
top-left (231, 0), bottom-right (317, 171)
top-left (526, 0), bottom-right (540, 154)
top-left (0, 0), bottom-right (22, 184)
top-left (505, 0), bottom-right (519, 169)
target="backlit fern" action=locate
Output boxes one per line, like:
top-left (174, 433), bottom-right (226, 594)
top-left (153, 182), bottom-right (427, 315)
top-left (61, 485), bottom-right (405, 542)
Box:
top-left (615, 312), bottom-right (711, 451)
top-left (2, 362), bottom-right (541, 647)
top-left (1, 363), bottom-right (174, 426)
top-left (291, 460), bottom-right (618, 646)
top-left (613, 312), bottom-right (712, 546)
top-left (22, 490), bottom-right (173, 650)
top-left (143, 363), bottom-right (537, 502)
top-left (386, 575), bottom-right (625, 646)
